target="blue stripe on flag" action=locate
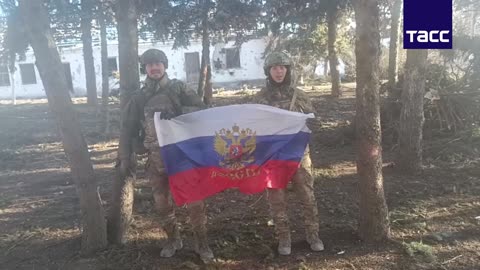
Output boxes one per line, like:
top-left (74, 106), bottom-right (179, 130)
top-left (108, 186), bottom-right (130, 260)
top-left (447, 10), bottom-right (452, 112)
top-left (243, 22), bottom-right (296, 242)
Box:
top-left (160, 131), bottom-right (310, 175)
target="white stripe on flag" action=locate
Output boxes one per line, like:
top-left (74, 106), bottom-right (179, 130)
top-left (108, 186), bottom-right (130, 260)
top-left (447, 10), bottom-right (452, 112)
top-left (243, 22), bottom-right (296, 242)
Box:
top-left (154, 104), bottom-right (314, 147)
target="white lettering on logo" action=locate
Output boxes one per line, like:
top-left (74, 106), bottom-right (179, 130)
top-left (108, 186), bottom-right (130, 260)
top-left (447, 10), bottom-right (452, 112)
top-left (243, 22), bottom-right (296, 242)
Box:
top-left (440, 30), bottom-right (449, 42)
top-left (405, 30), bottom-right (450, 43)
top-left (429, 30), bottom-right (439, 42)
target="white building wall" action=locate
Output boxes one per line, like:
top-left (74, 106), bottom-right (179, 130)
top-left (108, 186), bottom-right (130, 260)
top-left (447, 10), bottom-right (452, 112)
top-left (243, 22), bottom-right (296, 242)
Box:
top-left (210, 38), bottom-right (267, 84)
top-left (0, 37), bottom-right (268, 99)
top-left (0, 62), bottom-right (44, 99)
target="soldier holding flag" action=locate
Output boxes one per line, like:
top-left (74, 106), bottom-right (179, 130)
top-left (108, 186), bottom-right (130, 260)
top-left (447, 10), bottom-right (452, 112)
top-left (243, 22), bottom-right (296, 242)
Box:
top-left (250, 51), bottom-right (324, 255)
top-left (117, 49), bottom-right (213, 261)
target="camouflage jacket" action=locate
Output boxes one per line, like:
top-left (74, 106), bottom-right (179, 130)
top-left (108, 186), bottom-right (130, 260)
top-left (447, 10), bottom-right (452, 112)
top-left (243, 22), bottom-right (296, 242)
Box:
top-left (118, 74), bottom-right (205, 159)
top-left (251, 80), bottom-right (315, 114)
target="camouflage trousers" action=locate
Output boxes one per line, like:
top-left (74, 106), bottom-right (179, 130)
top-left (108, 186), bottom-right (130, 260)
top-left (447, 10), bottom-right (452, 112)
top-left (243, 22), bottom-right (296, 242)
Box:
top-left (267, 145), bottom-right (319, 241)
top-left (147, 148), bottom-right (208, 242)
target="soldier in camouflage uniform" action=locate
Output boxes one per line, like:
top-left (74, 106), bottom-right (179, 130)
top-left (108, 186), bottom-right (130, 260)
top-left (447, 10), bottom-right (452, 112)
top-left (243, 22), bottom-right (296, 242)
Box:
top-left (251, 51), bottom-right (324, 255)
top-left (117, 49), bottom-right (214, 261)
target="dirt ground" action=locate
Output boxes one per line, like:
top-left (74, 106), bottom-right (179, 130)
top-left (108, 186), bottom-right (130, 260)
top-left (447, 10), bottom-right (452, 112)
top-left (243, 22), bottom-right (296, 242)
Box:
top-left (0, 83), bottom-right (479, 270)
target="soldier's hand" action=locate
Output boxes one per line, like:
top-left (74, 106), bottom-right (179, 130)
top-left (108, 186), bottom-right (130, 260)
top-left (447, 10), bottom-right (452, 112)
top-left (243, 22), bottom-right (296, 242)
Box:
top-left (159, 111), bottom-right (175, 120)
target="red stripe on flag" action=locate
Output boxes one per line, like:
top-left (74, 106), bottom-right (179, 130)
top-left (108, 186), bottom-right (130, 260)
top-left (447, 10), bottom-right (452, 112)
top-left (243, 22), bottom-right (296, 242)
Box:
top-left (169, 160), bottom-right (300, 205)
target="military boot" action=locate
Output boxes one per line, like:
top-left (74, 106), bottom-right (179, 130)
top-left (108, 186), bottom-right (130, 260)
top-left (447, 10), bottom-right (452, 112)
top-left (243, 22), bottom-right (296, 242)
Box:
top-left (277, 232), bottom-right (291, 255)
top-left (160, 224), bottom-right (183, 257)
top-left (306, 231), bottom-right (324, 252)
top-left (193, 230), bottom-right (214, 262)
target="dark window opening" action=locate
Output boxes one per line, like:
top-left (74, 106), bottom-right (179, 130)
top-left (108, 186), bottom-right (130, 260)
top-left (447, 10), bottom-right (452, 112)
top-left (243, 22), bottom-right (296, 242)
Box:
top-left (225, 48), bottom-right (241, 68)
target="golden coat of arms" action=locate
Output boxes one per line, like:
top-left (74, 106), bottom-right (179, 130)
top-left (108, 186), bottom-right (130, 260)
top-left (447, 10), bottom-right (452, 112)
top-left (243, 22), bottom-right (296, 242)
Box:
top-left (214, 124), bottom-right (256, 169)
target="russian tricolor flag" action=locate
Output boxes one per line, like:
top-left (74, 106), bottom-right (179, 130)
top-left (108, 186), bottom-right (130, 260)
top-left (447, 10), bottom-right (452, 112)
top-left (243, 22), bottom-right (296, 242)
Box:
top-left (154, 104), bottom-right (314, 205)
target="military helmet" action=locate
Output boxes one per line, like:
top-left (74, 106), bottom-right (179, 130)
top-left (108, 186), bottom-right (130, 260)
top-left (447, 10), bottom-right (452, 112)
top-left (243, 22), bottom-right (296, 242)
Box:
top-left (139, 48), bottom-right (168, 68)
top-left (263, 51), bottom-right (293, 76)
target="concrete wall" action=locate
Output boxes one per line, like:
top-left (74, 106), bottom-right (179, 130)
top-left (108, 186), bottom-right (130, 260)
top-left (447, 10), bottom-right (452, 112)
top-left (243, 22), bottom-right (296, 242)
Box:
top-left (0, 37), bottom-right (268, 99)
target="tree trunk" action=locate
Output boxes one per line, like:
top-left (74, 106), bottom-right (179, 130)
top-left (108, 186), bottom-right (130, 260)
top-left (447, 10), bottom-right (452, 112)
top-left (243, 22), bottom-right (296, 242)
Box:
top-left (116, 0), bottom-right (140, 109)
top-left (197, 0), bottom-right (211, 105)
top-left (204, 64), bottom-right (212, 105)
top-left (81, 0), bottom-right (98, 107)
top-left (108, 165), bottom-right (135, 244)
top-left (472, 10), bottom-right (477, 37)
top-left (108, 0), bottom-right (138, 244)
top-left (324, 57), bottom-right (329, 78)
top-left (99, 7), bottom-right (110, 134)
top-left (19, 0), bottom-right (107, 254)
top-left (327, 4), bottom-right (342, 97)
top-left (396, 49), bottom-right (428, 173)
top-left (353, 0), bottom-right (390, 243)
top-left (9, 70), bottom-right (15, 105)
top-left (387, 0), bottom-right (402, 94)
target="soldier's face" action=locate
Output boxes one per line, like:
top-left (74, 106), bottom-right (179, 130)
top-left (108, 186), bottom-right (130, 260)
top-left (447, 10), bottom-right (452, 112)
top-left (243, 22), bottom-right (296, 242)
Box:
top-left (269, 65), bottom-right (287, 83)
top-left (146, 62), bottom-right (165, 80)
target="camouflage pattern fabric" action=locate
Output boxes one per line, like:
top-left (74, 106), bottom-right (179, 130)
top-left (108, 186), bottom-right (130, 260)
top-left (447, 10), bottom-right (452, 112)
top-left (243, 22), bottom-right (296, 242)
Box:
top-left (118, 72), bottom-right (212, 259)
top-left (263, 51), bottom-right (294, 76)
top-left (118, 73), bottom-right (205, 159)
top-left (249, 51), bottom-right (323, 254)
top-left (140, 48), bottom-right (169, 67)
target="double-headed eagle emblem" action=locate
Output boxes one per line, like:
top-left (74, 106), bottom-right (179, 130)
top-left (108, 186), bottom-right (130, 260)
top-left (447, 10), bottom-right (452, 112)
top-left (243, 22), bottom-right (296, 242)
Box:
top-left (214, 124), bottom-right (256, 169)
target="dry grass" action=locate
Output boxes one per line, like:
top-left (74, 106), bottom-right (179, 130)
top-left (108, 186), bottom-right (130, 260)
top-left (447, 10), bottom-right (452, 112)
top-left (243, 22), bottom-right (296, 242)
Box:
top-left (0, 83), bottom-right (479, 270)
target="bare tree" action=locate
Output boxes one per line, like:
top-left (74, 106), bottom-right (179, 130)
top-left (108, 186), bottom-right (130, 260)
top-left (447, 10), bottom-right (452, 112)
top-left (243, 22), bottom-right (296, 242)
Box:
top-left (353, 0), bottom-right (391, 243)
top-left (327, 2), bottom-right (342, 97)
top-left (81, 0), bottom-right (98, 106)
top-left (396, 49), bottom-right (428, 173)
top-left (108, 0), bottom-right (139, 244)
top-left (18, 0), bottom-right (107, 254)
top-left (99, 3), bottom-right (110, 133)
top-left (116, 0), bottom-right (140, 109)
top-left (197, 0), bottom-right (212, 105)
top-left (387, 0), bottom-right (402, 93)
